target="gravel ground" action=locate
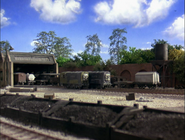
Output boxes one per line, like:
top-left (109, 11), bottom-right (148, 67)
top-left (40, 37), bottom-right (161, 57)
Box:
top-left (0, 86), bottom-right (184, 140)
top-left (0, 87), bottom-right (184, 113)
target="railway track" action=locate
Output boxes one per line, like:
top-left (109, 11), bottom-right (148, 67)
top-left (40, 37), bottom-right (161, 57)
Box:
top-left (34, 85), bottom-right (184, 94)
top-left (79, 88), bottom-right (184, 95)
top-left (0, 120), bottom-right (64, 140)
top-left (99, 87), bottom-right (185, 94)
top-left (2, 85), bottom-right (184, 96)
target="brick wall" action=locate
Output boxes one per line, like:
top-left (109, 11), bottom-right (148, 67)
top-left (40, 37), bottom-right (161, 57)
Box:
top-left (59, 63), bottom-right (153, 81)
top-left (58, 63), bottom-right (177, 87)
top-left (110, 63), bottom-right (153, 81)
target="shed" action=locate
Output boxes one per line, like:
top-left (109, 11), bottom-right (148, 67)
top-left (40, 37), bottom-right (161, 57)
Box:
top-left (0, 51), bottom-right (58, 86)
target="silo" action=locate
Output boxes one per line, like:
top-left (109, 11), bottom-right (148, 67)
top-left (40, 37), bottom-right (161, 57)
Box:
top-left (155, 44), bottom-right (168, 60)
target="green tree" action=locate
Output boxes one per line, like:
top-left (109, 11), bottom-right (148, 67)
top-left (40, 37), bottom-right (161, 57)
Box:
top-left (119, 47), bottom-right (155, 64)
top-left (109, 28), bottom-right (127, 64)
top-left (151, 39), bottom-right (174, 53)
top-left (72, 51), bottom-right (102, 67)
top-left (56, 56), bottom-right (70, 67)
top-left (85, 34), bottom-right (102, 56)
top-left (33, 31), bottom-right (56, 54)
top-left (93, 59), bottom-right (116, 75)
top-left (119, 47), bottom-right (141, 64)
top-left (53, 37), bottom-right (72, 58)
top-left (33, 31), bottom-right (72, 59)
top-left (139, 49), bottom-right (155, 63)
top-left (173, 44), bottom-right (183, 50)
top-left (62, 61), bottom-right (78, 69)
top-left (0, 41), bottom-right (13, 53)
top-left (169, 49), bottom-right (185, 84)
top-left (151, 39), bottom-right (168, 47)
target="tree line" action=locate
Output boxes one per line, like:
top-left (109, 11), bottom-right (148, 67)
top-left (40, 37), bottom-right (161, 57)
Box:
top-left (0, 29), bottom-right (184, 83)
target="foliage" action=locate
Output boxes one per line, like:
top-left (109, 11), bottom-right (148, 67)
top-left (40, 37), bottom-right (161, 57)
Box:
top-left (151, 39), bottom-right (168, 47)
top-left (169, 49), bottom-right (184, 61)
top-left (119, 47), bottom-right (155, 64)
top-left (33, 31), bottom-right (72, 59)
top-left (0, 41), bottom-right (13, 53)
top-left (139, 49), bottom-right (155, 62)
top-left (73, 51), bottom-right (102, 67)
top-left (62, 61), bottom-right (78, 69)
top-left (33, 31), bottom-right (56, 54)
top-left (150, 39), bottom-right (181, 53)
top-left (173, 44), bottom-right (184, 50)
top-left (62, 51), bottom-right (102, 68)
top-left (56, 56), bottom-right (70, 67)
top-left (109, 28), bottom-right (127, 64)
top-left (93, 59), bottom-right (116, 75)
top-left (53, 37), bottom-right (73, 59)
top-left (85, 34), bottom-right (102, 56)
top-left (169, 49), bottom-right (185, 83)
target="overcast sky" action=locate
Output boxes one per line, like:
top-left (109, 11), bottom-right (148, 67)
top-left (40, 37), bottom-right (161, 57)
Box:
top-left (1, 0), bottom-right (184, 60)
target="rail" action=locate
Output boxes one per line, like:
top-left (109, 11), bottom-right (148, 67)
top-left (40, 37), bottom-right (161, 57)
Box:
top-left (0, 120), bottom-right (64, 140)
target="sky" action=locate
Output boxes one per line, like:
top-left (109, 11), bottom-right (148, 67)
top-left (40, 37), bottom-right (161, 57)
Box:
top-left (0, 0), bottom-right (184, 60)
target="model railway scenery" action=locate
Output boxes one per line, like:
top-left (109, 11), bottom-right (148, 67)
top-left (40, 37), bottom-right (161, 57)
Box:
top-left (0, 1), bottom-right (185, 138)
top-left (0, 43), bottom-right (185, 140)
top-left (0, 42), bottom-right (185, 140)
top-left (14, 71), bottom-right (112, 89)
top-left (13, 71), bottom-right (184, 90)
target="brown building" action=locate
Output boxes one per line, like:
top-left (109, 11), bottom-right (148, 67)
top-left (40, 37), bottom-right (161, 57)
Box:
top-left (0, 51), bottom-right (58, 87)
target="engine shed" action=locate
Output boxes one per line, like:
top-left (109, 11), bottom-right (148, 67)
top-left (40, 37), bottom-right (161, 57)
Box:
top-left (0, 51), bottom-right (58, 87)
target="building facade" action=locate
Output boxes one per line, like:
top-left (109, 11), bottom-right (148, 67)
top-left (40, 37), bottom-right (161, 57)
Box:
top-left (0, 51), bottom-right (58, 87)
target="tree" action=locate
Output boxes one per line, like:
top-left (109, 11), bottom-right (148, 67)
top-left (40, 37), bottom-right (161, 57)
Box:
top-left (119, 47), bottom-right (142, 64)
top-left (93, 59), bottom-right (116, 75)
top-left (85, 34), bottom-right (102, 56)
top-left (119, 47), bottom-right (155, 64)
top-left (72, 51), bottom-right (102, 67)
top-left (0, 41), bottom-right (13, 53)
top-left (62, 61), bottom-right (78, 69)
top-left (151, 39), bottom-right (168, 48)
top-left (56, 56), bottom-right (70, 67)
top-left (169, 49), bottom-right (184, 61)
top-left (173, 44), bottom-right (183, 50)
top-left (109, 28), bottom-right (127, 64)
top-left (53, 37), bottom-right (72, 59)
top-left (151, 39), bottom-right (174, 53)
top-left (33, 31), bottom-right (72, 59)
top-left (139, 49), bottom-right (155, 63)
top-left (33, 31), bottom-right (56, 54)
top-left (169, 49), bottom-right (185, 84)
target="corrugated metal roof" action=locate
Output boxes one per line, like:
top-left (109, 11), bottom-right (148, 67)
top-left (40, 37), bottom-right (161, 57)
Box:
top-left (8, 52), bottom-right (56, 64)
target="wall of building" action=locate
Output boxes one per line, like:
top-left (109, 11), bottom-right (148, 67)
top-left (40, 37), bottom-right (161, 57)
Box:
top-left (0, 52), bottom-right (5, 87)
top-left (59, 63), bottom-right (176, 87)
top-left (0, 52), bottom-right (59, 87)
top-left (59, 63), bottom-right (153, 81)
